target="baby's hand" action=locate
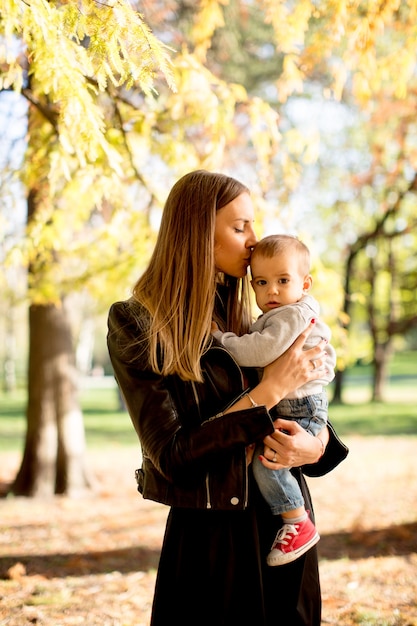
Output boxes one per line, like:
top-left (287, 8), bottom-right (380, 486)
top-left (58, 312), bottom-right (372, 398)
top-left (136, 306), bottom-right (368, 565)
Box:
top-left (211, 321), bottom-right (219, 333)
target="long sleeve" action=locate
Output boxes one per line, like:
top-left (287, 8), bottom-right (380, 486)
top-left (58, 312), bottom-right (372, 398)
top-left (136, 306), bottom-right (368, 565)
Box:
top-left (214, 295), bottom-right (322, 367)
top-left (214, 295), bottom-right (336, 394)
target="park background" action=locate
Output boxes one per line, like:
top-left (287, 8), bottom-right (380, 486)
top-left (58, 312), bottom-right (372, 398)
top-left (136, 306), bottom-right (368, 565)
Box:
top-left (1, 1), bottom-right (417, 624)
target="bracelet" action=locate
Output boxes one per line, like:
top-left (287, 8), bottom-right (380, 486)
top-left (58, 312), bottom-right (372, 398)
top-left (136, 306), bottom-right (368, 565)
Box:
top-left (246, 392), bottom-right (258, 408)
top-left (317, 437), bottom-right (325, 460)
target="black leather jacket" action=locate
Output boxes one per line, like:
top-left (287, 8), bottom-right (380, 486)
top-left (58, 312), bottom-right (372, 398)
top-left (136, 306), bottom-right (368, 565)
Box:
top-left (107, 298), bottom-right (348, 511)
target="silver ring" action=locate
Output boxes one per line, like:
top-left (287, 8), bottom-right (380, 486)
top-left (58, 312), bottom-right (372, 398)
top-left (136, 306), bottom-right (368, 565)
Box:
top-left (272, 452), bottom-right (277, 462)
top-left (311, 359), bottom-right (317, 371)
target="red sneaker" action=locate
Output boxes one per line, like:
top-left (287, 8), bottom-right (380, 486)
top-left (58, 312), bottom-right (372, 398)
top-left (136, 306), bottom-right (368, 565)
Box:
top-left (267, 514), bottom-right (320, 566)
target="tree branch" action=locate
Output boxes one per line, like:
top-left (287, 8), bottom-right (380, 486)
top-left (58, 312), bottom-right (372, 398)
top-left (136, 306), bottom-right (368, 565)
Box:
top-left (21, 88), bottom-right (59, 130)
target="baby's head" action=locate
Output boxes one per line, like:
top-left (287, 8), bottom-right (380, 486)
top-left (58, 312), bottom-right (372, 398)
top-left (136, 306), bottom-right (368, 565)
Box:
top-left (250, 234), bottom-right (312, 314)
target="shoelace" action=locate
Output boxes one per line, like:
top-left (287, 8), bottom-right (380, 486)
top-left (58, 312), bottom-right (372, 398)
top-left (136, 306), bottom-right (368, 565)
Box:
top-left (272, 523), bottom-right (299, 547)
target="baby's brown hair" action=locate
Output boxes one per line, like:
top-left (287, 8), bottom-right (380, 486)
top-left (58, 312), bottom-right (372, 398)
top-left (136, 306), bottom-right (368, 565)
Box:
top-left (251, 234), bottom-right (311, 275)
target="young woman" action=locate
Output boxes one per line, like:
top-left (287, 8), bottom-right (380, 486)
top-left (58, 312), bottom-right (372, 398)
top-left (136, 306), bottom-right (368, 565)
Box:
top-left (107, 170), bottom-right (348, 626)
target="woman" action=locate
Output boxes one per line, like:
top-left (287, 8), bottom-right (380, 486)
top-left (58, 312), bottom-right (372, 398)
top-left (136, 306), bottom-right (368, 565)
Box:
top-left (107, 170), bottom-right (348, 626)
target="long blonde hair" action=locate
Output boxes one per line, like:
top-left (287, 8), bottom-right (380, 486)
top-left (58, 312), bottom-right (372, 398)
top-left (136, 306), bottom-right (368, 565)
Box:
top-left (133, 170), bottom-right (252, 381)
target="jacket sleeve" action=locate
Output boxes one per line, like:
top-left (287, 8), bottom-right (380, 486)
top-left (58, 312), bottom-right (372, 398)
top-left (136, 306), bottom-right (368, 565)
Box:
top-left (302, 421), bottom-right (349, 477)
top-left (107, 301), bottom-right (275, 486)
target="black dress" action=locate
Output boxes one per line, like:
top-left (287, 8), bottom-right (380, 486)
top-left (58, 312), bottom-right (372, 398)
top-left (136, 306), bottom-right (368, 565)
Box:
top-left (151, 468), bottom-right (321, 626)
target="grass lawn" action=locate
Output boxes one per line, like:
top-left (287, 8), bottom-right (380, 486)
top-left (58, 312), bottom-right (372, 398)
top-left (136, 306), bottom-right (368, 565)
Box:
top-left (1, 351), bottom-right (416, 450)
top-left (328, 349), bottom-right (417, 436)
top-left (0, 385), bottom-right (133, 451)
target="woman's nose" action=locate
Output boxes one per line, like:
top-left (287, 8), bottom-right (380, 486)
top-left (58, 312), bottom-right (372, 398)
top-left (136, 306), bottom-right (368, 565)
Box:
top-left (247, 228), bottom-right (258, 249)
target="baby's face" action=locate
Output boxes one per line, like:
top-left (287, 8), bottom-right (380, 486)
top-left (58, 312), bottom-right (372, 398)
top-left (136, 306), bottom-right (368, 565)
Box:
top-left (250, 252), bottom-right (311, 314)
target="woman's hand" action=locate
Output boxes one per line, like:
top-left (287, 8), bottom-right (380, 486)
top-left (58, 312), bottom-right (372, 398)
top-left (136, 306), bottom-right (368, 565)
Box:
top-left (223, 320), bottom-right (329, 426)
top-left (259, 419), bottom-right (329, 469)
top-left (257, 320), bottom-right (328, 409)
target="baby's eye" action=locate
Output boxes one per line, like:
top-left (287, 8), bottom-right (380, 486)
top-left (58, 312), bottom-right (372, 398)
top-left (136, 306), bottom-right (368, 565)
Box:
top-left (278, 278), bottom-right (289, 284)
top-left (256, 279), bottom-right (267, 286)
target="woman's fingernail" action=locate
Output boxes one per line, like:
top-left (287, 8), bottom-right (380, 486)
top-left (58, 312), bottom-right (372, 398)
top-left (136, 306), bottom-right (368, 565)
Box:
top-left (311, 318), bottom-right (316, 324)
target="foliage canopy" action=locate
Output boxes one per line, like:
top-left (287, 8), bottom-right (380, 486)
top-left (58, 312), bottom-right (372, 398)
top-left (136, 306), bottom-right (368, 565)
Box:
top-left (1, 0), bottom-right (416, 344)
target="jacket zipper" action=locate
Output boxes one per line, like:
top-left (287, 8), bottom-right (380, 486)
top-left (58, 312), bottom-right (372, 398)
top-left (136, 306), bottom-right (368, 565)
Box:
top-left (191, 380), bottom-right (212, 509)
top-left (217, 344), bottom-right (250, 509)
top-left (192, 359), bottom-right (250, 510)
top-left (205, 473), bottom-right (212, 509)
top-left (244, 455), bottom-right (249, 508)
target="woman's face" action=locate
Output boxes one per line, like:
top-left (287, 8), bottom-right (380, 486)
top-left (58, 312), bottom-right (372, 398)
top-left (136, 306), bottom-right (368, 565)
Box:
top-left (214, 192), bottom-right (257, 278)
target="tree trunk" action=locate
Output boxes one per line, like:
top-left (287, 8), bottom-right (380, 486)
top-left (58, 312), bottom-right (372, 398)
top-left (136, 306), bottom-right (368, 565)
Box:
top-left (12, 302), bottom-right (95, 497)
top-left (331, 247), bottom-right (356, 405)
top-left (372, 342), bottom-right (391, 402)
top-left (331, 370), bottom-right (344, 404)
top-left (3, 310), bottom-right (17, 392)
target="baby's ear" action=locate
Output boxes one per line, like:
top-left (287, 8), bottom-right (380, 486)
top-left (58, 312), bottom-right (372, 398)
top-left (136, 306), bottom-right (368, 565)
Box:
top-left (303, 274), bottom-right (313, 292)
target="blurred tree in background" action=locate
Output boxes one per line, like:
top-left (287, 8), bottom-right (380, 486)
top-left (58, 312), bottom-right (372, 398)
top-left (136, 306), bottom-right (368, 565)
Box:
top-left (1, 0), bottom-right (417, 496)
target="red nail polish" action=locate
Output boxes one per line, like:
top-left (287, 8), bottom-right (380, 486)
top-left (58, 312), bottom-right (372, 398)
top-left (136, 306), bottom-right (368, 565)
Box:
top-left (311, 318), bottom-right (316, 324)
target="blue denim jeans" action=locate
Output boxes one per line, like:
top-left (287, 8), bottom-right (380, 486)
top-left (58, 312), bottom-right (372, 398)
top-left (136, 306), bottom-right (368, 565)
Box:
top-left (252, 393), bottom-right (328, 516)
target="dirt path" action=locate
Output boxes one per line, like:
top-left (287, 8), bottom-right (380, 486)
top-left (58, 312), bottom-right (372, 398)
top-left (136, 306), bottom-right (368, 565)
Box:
top-left (1, 436), bottom-right (416, 625)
